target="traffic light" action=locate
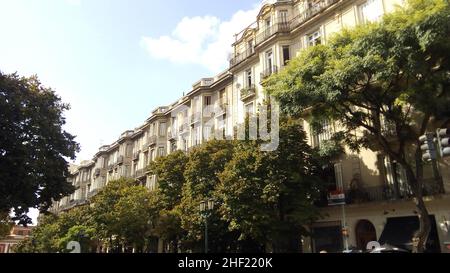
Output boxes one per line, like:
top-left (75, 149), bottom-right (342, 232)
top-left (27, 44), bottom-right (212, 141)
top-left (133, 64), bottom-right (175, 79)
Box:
top-left (436, 128), bottom-right (450, 158)
top-left (419, 133), bottom-right (437, 162)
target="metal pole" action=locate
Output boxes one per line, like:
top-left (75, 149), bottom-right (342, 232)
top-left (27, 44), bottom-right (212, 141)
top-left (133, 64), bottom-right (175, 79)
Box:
top-left (205, 215), bottom-right (208, 254)
top-left (342, 204), bottom-right (349, 252)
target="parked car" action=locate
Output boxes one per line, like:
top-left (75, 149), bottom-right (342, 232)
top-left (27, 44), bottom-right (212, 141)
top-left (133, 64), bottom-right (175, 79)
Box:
top-left (370, 244), bottom-right (409, 253)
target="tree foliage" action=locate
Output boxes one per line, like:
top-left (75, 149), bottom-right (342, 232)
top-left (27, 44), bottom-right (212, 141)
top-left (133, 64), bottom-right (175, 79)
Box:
top-left (0, 72), bottom-right (80, 224)
top-left (90, 178), bottom-right (153, 252)
top-left (265, 0), bottom-right (450, 252)
top-left (219, 118), bottom-right (322, 252)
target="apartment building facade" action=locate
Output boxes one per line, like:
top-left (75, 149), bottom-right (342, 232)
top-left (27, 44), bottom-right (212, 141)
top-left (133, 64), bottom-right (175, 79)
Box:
top-left (49, 0), bottom-right (450, 253)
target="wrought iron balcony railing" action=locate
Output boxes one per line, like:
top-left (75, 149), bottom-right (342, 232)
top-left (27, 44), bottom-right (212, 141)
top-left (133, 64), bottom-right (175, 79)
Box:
top-left (240, 85), bottom-right (256, 101)
top-left (261, 65), bottom-right (278, 80)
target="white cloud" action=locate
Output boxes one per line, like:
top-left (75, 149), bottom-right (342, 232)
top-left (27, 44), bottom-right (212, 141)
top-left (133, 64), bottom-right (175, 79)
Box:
top-left (140, 4), bottom-right (262, 73)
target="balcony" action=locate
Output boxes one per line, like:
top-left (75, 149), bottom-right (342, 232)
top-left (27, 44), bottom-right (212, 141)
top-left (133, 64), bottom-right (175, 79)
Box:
top-left (117, 155), bottom-right (124, 165)
top-left (134, 169), bottom-right (146, 179)
top-left (192, 78), bottom-right (214, 89)
top-left (132, 151), bottom-right (140, 161)
top-left (87, 189), bottom-right (100, 199)
top-left (99, 145), bottom-right (109, 153)
top-left (240, 85), bottom-right (256, 101)
top-left (190, 112), bottom-right (201, 124)
top-left (315, 179), bottom-right (443, 207)
top-left (148, 135), bottom-right (157, 146)
top-left (120, 130), bottom-right (134, 139)
top-left (152, 107), bottom-right (168, 115)
top-left (168, 128), bottom-right (176, 140)
top-left (216, 101), bottom-right (228, 116)
top-left (179, 123), bottom-right (189, 134)
top-left (290, 0), bottom-right (338, 31)
top-left (255, 22), bottom-right (290, 46)
top-left (229, 46), bottom-right (256, 67)
top-left (260, 65), bottom-right (278, 80)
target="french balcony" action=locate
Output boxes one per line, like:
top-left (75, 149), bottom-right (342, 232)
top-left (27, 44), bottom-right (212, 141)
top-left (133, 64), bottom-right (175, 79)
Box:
top-left (240, 85), bottom-right (256, 101)
top-left (260, 65), bottom-right (278, 81)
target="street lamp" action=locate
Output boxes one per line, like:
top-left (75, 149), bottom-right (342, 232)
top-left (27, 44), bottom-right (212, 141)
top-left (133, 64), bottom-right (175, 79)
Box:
top-left (199, 198), bottom-right (215, 253)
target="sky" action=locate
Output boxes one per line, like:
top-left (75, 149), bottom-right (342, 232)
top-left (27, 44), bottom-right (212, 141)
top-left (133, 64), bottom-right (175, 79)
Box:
top-left (0, 0), bottom-right (268, 224)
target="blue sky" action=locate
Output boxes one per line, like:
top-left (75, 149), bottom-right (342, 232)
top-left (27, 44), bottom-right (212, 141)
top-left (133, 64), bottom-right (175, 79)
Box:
top-left (0, 0), bottom-right (267, 224)
top-left (0, 0), bottom-right (262, 162)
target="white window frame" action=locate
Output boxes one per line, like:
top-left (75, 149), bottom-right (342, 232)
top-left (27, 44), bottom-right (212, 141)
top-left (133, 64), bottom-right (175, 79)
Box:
top-left (307, 29), bottom-right (322, 47)
top-left (358, 0), bottom-right (385, 24)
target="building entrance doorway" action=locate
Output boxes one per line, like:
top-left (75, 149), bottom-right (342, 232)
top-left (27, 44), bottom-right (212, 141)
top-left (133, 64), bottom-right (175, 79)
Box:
top-left (355, 219), bottom-right (377, 250)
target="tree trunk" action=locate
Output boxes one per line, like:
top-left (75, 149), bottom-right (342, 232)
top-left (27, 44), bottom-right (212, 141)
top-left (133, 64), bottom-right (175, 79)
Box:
top-left (412, 197), bottom-right (431, 253)
top-left (403, 163), bottom-right (432, 253)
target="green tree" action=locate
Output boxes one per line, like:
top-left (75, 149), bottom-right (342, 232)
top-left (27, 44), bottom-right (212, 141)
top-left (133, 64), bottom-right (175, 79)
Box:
top-left (180, 140), bottom-right (238, 252)
top-left (219, 118), bottom-right (322, 253)
top-left (90, 178), bottom-right (153, 252)
top-left (0, 212), bottom-right (13, 239)
top-left (147, 150), bottom-right (188, 252)
top-left (265, 0), bottom-right (450, 253)
top-left (14, 214), bottom-right (60, 253)
top-left (14, 206), bottom-right (95, 253)
top-left (58, 225), bottom-right (97, 253)
top-left (0, 72), bottom-right (80, 224)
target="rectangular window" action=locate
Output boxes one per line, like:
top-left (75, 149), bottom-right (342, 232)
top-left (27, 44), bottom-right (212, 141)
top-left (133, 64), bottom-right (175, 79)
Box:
top-left (359, 0), bottom-right (384, 23)
top-left (170, 141), bottom-right (177, 152)
top-left (266, 50), bottom-right (273, 70)
top-left (158, 147), bottom-right (165, 157)
top-left (279, 10), bottom-right (288, 23)
top-left (245, 102), bottom-right (254, 116)
top-left (183, 139), bottom-right (188, 152)
top-left (204, 126), bottom-right (212, 141)
top-left (246, 69), bottom-right (252, 87)
top-left (282, 45), bottom-right (290, 66)
top-left (312, 120), bottom-right (333, 148)
top-left (247, 40), bottom-right (254, 53)
top-left (204, 96), bottom-right (212, 106)
top-left (307, 29), bottom-right (322, 47)
top-left (159, 122), bottom-right (166, 136)
top-left (383, 156), bottom-right (411, 198)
